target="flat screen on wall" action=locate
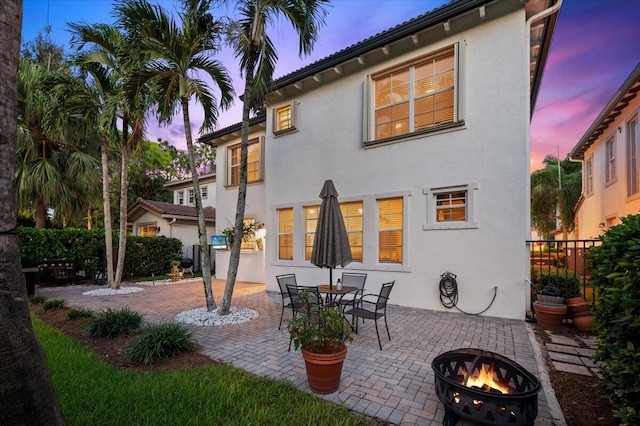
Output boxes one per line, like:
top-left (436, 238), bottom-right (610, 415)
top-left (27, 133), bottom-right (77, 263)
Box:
top-left (211, 235), bottom-right (227, 249)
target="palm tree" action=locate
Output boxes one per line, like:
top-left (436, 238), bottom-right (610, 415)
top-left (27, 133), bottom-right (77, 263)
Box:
top-left (221, 0), bottom-right (329, 314)
top-left (69, 21), bottom-right (150, 289)
top-left (16, 59), bottom-right (101, 229)
top-left (531, 155), bottom-right (582, 239)
top-left (0, 1), bottom-right (65, 422)
top-left (117, 0), bottom-right (234, 311)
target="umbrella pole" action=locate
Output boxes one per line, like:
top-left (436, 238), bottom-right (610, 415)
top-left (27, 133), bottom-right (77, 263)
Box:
top-left (329, 268), bottom-right (333, 291)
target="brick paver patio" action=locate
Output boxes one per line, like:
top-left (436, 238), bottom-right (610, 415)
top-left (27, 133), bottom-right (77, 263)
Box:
top-left (38, 279), bottom-right (564, 425)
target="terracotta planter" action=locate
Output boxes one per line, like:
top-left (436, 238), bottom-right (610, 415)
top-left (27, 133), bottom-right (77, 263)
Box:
top-left (572, 314), bottom-right (595, 331)
top-left (533, 301), bottom-right (567, 328)
top-left (537, 294), bottom-right (564, 304)
top-left (565, 297), bottom-right (587, 315)
top-left (301, 344), bottom-right (347, 394)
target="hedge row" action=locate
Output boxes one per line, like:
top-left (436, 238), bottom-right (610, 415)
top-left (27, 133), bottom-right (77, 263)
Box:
top-left (18, 227), bottom-right (183, 279)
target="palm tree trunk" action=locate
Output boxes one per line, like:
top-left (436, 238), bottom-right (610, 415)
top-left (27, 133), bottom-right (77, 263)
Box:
top-left (35, 195), bottom-right (47, 228)
top-left (114, 117), bottom-right (130, 289)
top-left (182, 98), bottom-right (216, 311)
top-left (0, 2), bottom-right (65, 422)
top-left (101, 134), bottom-right (115, 287)
top-left (221, 51), bottom-right (257, 315)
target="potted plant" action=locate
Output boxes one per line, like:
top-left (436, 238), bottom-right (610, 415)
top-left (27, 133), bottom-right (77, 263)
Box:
top-left (255, 238), bottom-right (263, 250)
top-left (288, 289), bottom-right (352, 394)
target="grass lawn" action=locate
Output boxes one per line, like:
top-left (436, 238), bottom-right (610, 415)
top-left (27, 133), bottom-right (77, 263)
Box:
top-left (33, 315), bottom-right (373, 425)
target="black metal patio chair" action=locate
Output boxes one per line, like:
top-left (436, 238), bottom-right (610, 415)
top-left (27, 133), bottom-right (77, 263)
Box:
top-left (344, 281), bottom-right (395, 350)
top-left (276, 274), bottom-right (298, 329)
top-left (337, 272), bottom-right (367, 311)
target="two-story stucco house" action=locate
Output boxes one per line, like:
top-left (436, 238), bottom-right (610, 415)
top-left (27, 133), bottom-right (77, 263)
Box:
top-left (201, 0), bottom-right (561, 320)
top-left (569, 63), bottom-right (640, 239)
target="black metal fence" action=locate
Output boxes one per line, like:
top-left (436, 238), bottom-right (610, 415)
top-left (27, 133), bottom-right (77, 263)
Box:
top-left (527, 239), bottom-right (601, 306)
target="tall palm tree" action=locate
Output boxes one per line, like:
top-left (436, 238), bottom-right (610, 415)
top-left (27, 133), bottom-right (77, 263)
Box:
top-left (16, 59), bottom-right (101, 229)
top-left (117, 0), bottom-right (234, 311)
top-left (0, 1), bottom-right (65, 422)
top-left (531, 155), bottom-right (582, 239)
top-left (222, 0), bottom-right (329, 314)
top-left (69, 21), bottom-right (150, 289)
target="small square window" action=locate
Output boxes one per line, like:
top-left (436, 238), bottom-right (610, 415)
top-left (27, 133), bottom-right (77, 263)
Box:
top-left (273, 103), bottom-right (296, 134)
top-left (424, 183), bottom-right (478, 230)
top-left (201, 186), bottom-right (208, 199)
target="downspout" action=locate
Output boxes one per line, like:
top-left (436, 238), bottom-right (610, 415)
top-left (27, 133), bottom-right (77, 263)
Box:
top-left (168, 218), bottom-right (177, 238)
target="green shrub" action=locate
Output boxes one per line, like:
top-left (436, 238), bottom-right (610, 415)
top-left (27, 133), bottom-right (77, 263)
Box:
top-left (43, 299), bottom-right (66, 311)
top-left (68, 308), bottom-right (94, 320)
top-left (124, 236), bottom-right (183, 277)
top-left (126, 323), bottom-right (198, 364)
top-left (589, 214), bottom-right (640, 425)
top-left (531, 266), bottom-right (581, 298)
top-left (29, 294), bottom-right (47, 304)
top-left (87, 307), bottom-right (143, 338)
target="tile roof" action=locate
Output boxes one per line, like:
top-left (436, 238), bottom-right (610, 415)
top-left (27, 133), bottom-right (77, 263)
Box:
top-left (129, 198), bottom-right (215, 220)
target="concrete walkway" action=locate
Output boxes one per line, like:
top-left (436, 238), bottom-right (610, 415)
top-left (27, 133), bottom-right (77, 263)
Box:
top-left (38, 279), bottom-right (566, 425)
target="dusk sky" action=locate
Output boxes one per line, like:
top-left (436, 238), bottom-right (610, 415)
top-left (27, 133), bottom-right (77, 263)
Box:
top-left (21, 0), bottom-right (640, 171)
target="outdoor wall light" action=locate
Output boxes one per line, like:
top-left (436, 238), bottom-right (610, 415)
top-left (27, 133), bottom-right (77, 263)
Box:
top-left (598, 223), bottom-right (605, 228)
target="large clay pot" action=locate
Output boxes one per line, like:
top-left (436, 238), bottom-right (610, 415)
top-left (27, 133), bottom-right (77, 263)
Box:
top-left (537, 294), bottom-right (564, 304)
top-left (533, 301), bottom-right (567, 328)
top-left (565, 297), bottom-right (588, 317)
top-left (301, 343), bottom-right (347, 394)
top-left (572, 314), bottom-right (595, 331)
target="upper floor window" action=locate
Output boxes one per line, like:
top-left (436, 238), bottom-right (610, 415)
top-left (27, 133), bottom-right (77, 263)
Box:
top-left (227, 137), bottom-right (262, 186)
top-left (605, 136), bottom-right (616, 185)
top-left (423, 183), bottom-right (478, 230)
top-left (378, 197), bottom-right (403, 264)
top-left (585, 154), bottom-right (594, 195)
top-left (273, 103), bottom-right (296, 134)
top-left (278, 208), bottom-right (294, 260)
top-left (139, 224), bottom-right (157, 237)
top-left (627, 114), bottom-right (639, 197)
top-left (177, 191), bottom-right (184, 205)
top-left (367, 45), bottom-right (458, 145)
top-left (201, 186), bottom-right (208, 199)
top-left (188, 189), bottom-right (195, 204)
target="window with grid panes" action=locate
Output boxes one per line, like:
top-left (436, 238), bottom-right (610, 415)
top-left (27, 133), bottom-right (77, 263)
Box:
top-left (627, 115), bottom-right (639, 196)
top-left (188, 189), bottom-right (195, 204)
top-left (274, 104), bottom-right (294, 133)
top-left (378, 197), bottom-right (403, 263)
top-left (585, 155), bottom-right (594, 195)
top-left (227, 138), bottom-right (261, 186)
top-left (139, 224), bottom-right (157, 237)
top-left (304, 205), bottom-right (319, 260)
top-left (278, 208), bottom-right (294, 260)
top-left (201, 186), bottom-right (208, 199)
top-left (177, 191), bottom-right (184, 205)
top-left (436, 191), bottom-right (466, 222)
top-left (341, 201), bottom-right (363, 262)
top-left (605, 136), bottom-right (616, 184)
top-left (372, 46), bottom-right (456, 142)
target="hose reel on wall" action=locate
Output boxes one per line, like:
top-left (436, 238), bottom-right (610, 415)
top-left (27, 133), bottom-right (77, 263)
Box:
top-left (439, 271), bottom-right (497, 315)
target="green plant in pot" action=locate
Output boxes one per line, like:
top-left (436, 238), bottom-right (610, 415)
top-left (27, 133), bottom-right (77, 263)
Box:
top-left (288, 289), bottom-right (352, 394)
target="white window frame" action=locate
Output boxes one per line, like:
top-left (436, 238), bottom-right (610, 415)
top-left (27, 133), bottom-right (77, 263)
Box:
top-left (627, 114), bottom-right (639, 197)
top-left (177, 191), bottom-right (184, 205)
top-left (605, 135), bottom-right (616, 185)
top-left (585, 154), bottom-right (594, 195)
top-left (226, 137), bottom-right (264, 187)
top-left (188, 189), bottom-right (195, 204)
top-left (272, 102), bottom-right (297, 135)
top-left (423, 183), bottom-right (478, 230)
top-left (201, 186), bottom-right (208, 199)
top-left (364, 44), bottom-right (461, 146)
top-left (138, 223), bottom-right (157, 237)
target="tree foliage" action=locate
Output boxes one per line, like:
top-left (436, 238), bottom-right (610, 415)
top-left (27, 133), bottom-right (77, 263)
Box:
top-left (531, 155), bottom-right (582, 239)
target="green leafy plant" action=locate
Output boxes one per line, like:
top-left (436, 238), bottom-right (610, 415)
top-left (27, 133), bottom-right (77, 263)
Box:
top-left (67, 308), bottom-right (94, 320)
top-left (589, 214), bottom-right (640, 425)
top-left (126, 323), bottom-right (198, 364)
top-left (87, 307), bottom-right (142, 338)
top-left (287, 289), bottom-right (352, 354)
top-left (531, 266), bottom-right (581, 298)
top-left (29, 294), bottom-right (47, 304)
top-left (43, 299), bottom-right (66, 311)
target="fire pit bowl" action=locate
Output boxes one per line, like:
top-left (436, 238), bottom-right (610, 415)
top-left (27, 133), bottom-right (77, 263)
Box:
top-left (432, 348), bottom-right (540, 426)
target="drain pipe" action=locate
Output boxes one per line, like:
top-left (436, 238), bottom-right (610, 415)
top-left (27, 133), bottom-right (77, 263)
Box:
top-left (168, 218), bottom-right (177, 237)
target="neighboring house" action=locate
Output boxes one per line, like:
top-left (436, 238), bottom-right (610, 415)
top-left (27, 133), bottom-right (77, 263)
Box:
top-left (127, 198), bottom-right (216, 258)
top-left (200, 0), bottom-right (560, 319)
top-left (164, 173), bottom-right (216, 209)
top-left (569, 63), bottom-right (640, 239)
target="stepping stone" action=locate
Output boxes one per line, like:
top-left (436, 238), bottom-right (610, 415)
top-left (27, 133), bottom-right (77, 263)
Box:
top-left (578, 335), bottom-right (597, 348)
top-left (549, 352), bottom-right (582, 365)
top-left (575, 347), bottom-right (596, 357)
top-left (552, 361), bottom-right (592, 376)
top-left (546, 343), bottom-right (578, 355)
top-left (548, 335), bottom-right (580, 346)
top-left (581, 357), bottom-right (596, 368)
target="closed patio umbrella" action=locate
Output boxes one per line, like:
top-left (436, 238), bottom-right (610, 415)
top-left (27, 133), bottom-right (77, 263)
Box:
top-left (310, 180), bottom-right (353, 291)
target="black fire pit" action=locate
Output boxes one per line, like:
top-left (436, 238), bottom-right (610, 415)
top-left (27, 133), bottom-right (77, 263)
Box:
top-left (432, 348), bottom-right (540, 426)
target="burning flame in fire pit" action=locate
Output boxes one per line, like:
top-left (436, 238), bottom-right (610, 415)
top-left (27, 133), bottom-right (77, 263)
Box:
top-left (465, 364), bottom-right (510, 394)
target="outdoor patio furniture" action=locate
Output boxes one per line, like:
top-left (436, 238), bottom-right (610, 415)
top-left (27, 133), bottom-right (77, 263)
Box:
top-left (337, 272), bottom-right (367, 310)
top-left (276, 274), bottom-right (298, 329)
top-left (345, 281), bottom-right (395, 350)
